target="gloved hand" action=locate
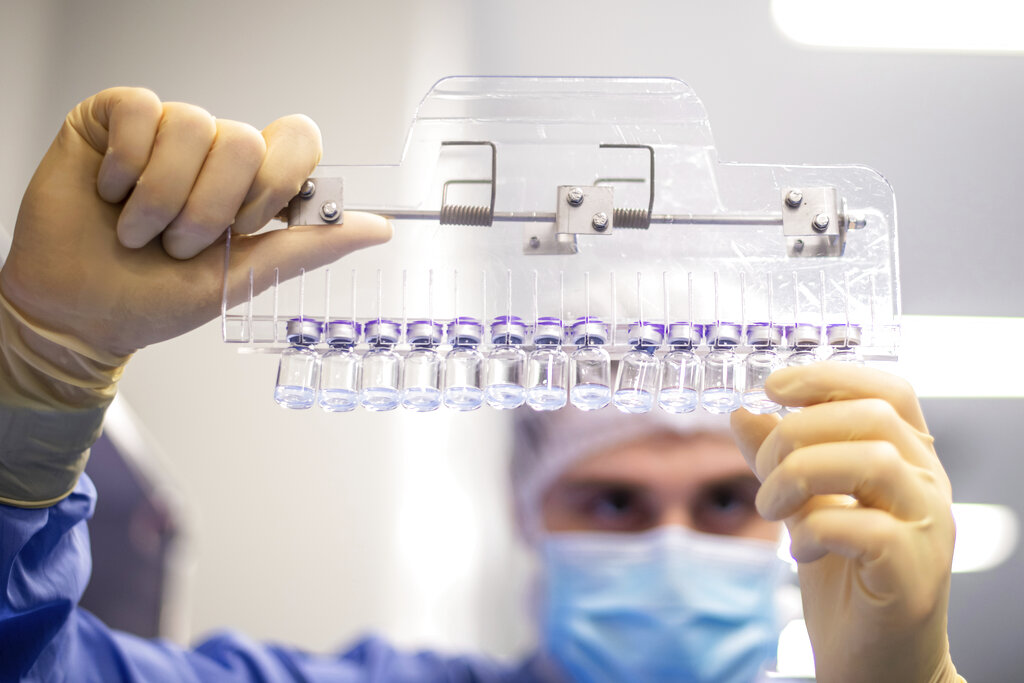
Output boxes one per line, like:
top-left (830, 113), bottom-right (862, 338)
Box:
top-left (731, 363), bottom-right (961, 683)
top-left (0, 86), bottom-right (391, 409)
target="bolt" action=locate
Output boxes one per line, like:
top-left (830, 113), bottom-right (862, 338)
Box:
top-left (591, 212), bottom-right (609, 232)
top-left (299, 179), bottom-right (316, 199)
top-left (320, 201), bottom-right (340, 222)
top-left (785, 189), bottom-right (803, 208)
top-left (793, 239), bottom-right (805, 254)
top-left (529, 236), bottom-right (541, 249)
top-left (566, 187), bottom-right (585, 206)
top-left (812, 213), bottom-right (830, 232)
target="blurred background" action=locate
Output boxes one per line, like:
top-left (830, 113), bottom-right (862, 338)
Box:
top-left (1, 1), bottom-right (1022, 680)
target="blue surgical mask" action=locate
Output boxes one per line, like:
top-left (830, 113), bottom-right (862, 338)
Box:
top-left (539, 525), bottom-right (786, 683)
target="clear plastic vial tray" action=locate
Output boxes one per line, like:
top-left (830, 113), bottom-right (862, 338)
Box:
top-left (220, 77), bottom-right (900, 413)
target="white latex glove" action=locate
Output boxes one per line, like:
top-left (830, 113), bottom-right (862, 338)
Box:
top-left (0, 86), bottom-right (391, 396)
top-left (731, 363), bottom-right (962, 683)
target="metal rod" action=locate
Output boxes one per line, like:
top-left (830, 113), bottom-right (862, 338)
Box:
top-left (344, 207), bottom-right (783, 227)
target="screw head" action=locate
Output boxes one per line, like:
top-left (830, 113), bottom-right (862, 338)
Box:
top-left (785, 189), bottom-right (803, 208)
top-left (793, 239), bottom-right (805, 254)
top-left (591, 212), bottom-right (609, 232)
top-left (529, 236), bottom-right (541, 249)
top-left (299, 179), bottom-right (316, 199)
top-left (320, 200), bottom-right (340, 222)
top-left (566, 187), bottom-right (585, 206)
top-left (812, 213), bottom-right (831, 232)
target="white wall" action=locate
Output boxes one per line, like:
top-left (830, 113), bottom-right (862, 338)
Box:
top-left (3, 1), bottom-right (1022, 678)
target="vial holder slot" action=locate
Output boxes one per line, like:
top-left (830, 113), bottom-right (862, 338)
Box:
top-left (224, 77), bottom-right (899, 413)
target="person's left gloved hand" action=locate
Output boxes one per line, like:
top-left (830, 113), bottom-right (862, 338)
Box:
top-left (731, 363), bottom-right (962, 683)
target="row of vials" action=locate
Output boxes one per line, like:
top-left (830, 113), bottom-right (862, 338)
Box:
top-left (273, 315), bottom-right (863, 414)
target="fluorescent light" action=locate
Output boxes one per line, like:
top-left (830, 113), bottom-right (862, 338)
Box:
top-left (777, 503), bottom-right (1017, 573)
top-left (951, 503), bottom-right (1019, 573)
top-left (772, 0), bottom-right (1024, 53)
top-left (773, 619), bottom-right (816, 679)
top-left (893, 315), bottom-right (1024, 398)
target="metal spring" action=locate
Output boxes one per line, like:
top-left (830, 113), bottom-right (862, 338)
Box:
top-left (613, 208), bottom-right (650, 229)
top-left (439, 204), bottom-right (493, 226)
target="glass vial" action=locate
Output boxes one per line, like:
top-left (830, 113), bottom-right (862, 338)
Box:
top-left (741, 323), bottom-right (783, 415)
top-left (569, 316), bottom-right (611, 411)
top-left (484, 316), bottom-right (527, 410)
top-left (443, 317), bottom-right (485, 411)
top-left (701, 323), bottom-right (742, 414)
top-left (827, 323), bottom-right (863, 363)
top-left (613, 321), bottom-right (663, 414)
top-left (526, 317), bottom-right (569, 411)
top-left (360, 319), bottom-right (402, 411)
top-left (402, 320), bottom-right (444, 412)
top-left (659, 322), bottom-right (703, 414)
top-left (319, 319), bottom-right (361, 413)
top-left (786, 323), bottom-right (822, 367)
top-left (275, 318), bottom-right (322, 410)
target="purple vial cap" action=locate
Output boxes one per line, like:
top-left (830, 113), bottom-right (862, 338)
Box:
top-left (407, 320), bottom-right (444, 345)
top-left (666, 321), bottom-right (704, 348)
top-left (790, 323), bottom-right (822, 348)
top-left (325, 319), bottom-right (361, 345)
top-left (285, 317), bottom-right (323, 345)
top-left (490, 315), bottom-right (527, 344)
top-left (626, 320), bottom-right (665, 347)
top-left (706, 322), bottom-right (742, 348)
top-left (448, 316), bottom-right (483, 345)
top-left (746, 322), bottom-right (784, 348)
top-left (570, 316), bottom-right (608, 345)
top-left (364, 318), bottom-right (400, 345)
top-left (533, 317), bottom-right (565, 345)
top-left (826, 323), bottom-right (862, 347)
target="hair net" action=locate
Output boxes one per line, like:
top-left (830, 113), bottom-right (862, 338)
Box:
top-left (510, 407), bottom-right (735, 545)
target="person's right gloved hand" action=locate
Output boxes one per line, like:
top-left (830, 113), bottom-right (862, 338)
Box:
top-left (0, 87), bottom-right (391, 507)
top-left (0, 86), bottom-right (392, 408)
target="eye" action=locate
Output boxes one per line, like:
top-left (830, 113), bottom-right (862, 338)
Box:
top-left (580, 485), bottom-right (655, 532)
top-left (693, 478), bottom-right (760, 535)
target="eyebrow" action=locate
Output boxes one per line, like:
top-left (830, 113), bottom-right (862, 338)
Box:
top-left (555, 472), bottom-right (759, 491)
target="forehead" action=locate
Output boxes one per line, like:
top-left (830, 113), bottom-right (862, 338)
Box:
top-left (555, 430), bottom-right (751, 488)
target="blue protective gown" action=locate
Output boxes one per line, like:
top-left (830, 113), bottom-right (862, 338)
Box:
top-left (0, 474), bottom-right (550, 682)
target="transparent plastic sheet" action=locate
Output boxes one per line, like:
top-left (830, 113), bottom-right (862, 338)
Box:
top-left (222, 77), bottom-right (899, 407)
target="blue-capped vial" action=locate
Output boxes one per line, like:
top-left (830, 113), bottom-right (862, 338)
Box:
top-left (827, 323), bottom-right (863, 363)
top-left (360, 319), bottom-right (402, 411)
top-left (613, 321), bottom-right (663, 414)
top-left (444, 317), bottom-right (485, 411)
top-left (659, 322), bottom-right (703, 414)
top-left (402, 320), bottom-right (444, 412)
top-left (275, 317), bottom-right (322, 410)
top-left (319, 320), bottom-right (361, 413)
top-left (526, 317), bottom-right (569, 411)
top-left (484, 316), bottom-right (527, 410)
top-left (701, 322), bottom-right (742, 414)
top-left (569, 317), bottom-right (612, 411)
top-left (741, 323), bottom-right (784, 415)
top-left (786, 323), bottom-right (822, 367)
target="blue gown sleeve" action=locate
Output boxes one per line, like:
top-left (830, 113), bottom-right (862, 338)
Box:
top-left (0, 473), bottom-right (530, 683)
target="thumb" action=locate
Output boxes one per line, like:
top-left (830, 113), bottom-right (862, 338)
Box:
top-left (225, 211), bottom-right (393, 303)
top-left (730, 409), bottom-right (780, 481)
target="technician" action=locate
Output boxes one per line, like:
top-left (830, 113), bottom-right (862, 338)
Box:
top-left (0, 87), bottom-right (963, 682)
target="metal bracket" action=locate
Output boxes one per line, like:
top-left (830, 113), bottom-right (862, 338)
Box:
top-left (782, 186), bottom-right (845, 257)
top-left (524, 185), bottom-right (615, 255)
top-left (287, 177), bottom-right (344, 226)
